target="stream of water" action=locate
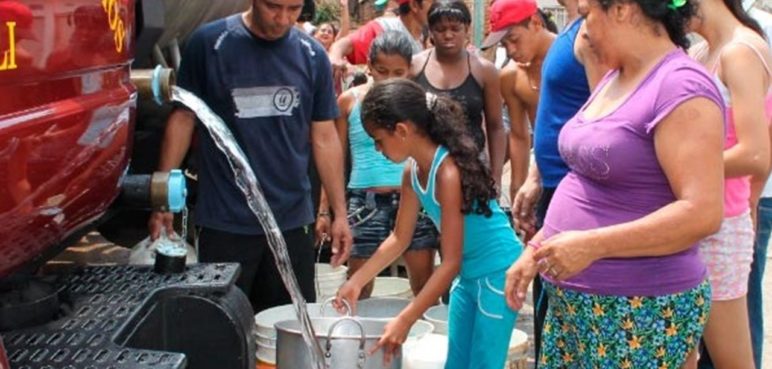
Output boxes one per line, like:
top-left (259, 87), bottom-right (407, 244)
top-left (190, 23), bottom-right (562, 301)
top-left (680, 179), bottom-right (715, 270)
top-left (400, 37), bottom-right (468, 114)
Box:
top-left (171, 86), bottom-right (326, 369)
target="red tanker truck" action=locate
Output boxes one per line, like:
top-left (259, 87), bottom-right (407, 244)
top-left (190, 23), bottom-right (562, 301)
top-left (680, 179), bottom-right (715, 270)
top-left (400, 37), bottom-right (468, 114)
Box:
top-left (0, 1), bottom-right (256, 368)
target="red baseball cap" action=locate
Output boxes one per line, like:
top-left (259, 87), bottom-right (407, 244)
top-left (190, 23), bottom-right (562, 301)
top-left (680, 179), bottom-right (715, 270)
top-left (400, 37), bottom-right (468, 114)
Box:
top-left (397, 0), bottom-right (412, 4)
top-left (481, 0), bottom-right (538, 49)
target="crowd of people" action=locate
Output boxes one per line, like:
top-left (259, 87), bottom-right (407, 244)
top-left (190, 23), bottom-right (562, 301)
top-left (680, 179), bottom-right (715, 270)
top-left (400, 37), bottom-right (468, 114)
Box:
top-left (148, 0), bottom-right (772, 367)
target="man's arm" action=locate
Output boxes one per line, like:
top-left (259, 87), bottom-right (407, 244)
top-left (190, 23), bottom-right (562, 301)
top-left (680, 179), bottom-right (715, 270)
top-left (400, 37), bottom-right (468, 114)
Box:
top-left (158, 110), bottom-right (196, 171)
top-left (337, 0), bottom-right (351, 40)
top-left (315, 91), bottom-right (353, 242)
top-left (329, 36), bottom-right (355, 82)
top-left (148, 109), bottom-right (196, 239)
top-left (500, 65), bottom-right (530, 198)
top-left (312, 120), bottom-right (352, 266)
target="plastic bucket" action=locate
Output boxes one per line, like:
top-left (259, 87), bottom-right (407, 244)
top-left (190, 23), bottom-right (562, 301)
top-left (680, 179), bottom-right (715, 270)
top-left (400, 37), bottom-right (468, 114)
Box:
top-left (315, 263), bottom-right (347, 300)
top-left (254, 302), bottom-right (330, 339)
top-left (257, 341), bottom-right (277, 365)
top-left (423, 304), bottom-right (448, 334)
top-left (402, 333), bottom-right (448, 369)
top-left (371, 277), bottom-right (412, 299)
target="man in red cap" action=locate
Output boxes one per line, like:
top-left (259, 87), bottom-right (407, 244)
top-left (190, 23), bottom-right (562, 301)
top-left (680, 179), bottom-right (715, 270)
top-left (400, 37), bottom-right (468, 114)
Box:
top-left (484, 0), bottom-right (556, 222)
top-left (328, 0), bottom-right (431, 82)
top-left (481, 0), bottom-right (538, 49)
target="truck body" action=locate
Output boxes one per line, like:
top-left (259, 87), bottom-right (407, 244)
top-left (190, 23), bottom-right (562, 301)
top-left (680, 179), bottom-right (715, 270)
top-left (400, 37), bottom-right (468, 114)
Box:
top-left (0, 0), bottom-right (136, 278)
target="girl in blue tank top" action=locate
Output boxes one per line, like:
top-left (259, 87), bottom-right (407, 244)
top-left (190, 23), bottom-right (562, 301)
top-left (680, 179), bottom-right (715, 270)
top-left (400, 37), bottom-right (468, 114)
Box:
top-left (335, 79), bottom-right (524, 369)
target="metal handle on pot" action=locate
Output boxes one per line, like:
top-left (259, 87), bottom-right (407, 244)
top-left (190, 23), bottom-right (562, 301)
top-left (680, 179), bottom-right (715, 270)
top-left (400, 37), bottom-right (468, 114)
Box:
top-left (320, 297), bottom-right (352, 317)
top-left (324, 317), bottom-right (367, 369)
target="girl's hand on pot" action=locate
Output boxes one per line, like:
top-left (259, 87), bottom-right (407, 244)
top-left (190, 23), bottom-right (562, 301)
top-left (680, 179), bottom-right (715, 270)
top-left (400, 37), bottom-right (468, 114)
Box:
top-left (371, 315), bottom-right (411, 366)
top-left (334, 280), bottom-right (360, 315)
top-left (533, 231), bottom-right (600, 281)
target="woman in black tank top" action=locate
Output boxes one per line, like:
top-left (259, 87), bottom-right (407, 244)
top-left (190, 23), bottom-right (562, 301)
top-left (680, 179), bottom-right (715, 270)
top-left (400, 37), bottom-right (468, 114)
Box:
top-left (412, 0), bottom-right (507, 183)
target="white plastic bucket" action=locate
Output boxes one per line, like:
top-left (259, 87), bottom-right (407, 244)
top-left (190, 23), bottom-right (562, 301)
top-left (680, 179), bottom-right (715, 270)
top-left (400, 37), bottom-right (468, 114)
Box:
top-left (256, 341), bottom-right (277, 365)
top-left (423, 304), bottom-right (448, 334)
top-left (254, 302), bottom-right (329, 339)
top-left (315, 263), bottom-right (347, 300)
top-left (402, 333), bottom-right (448, 369)
top-left (371, 277), bottom-right (412, 299)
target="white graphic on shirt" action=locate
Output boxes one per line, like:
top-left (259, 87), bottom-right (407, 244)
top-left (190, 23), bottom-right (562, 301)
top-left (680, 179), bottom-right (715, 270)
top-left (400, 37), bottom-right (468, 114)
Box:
top-left (232, 86), bottom-right (300, 118)
top-left (560, 143), bottom-right (611, 180)
top-left (214, 30), bottom-right (229, 50)
top-left (300, 38), bottom-right (316, 57)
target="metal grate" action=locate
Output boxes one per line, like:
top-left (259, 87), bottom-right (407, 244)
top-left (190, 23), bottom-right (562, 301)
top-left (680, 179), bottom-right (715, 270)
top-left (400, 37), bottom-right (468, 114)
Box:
top-left (3, 263), bottom-right (240, 369)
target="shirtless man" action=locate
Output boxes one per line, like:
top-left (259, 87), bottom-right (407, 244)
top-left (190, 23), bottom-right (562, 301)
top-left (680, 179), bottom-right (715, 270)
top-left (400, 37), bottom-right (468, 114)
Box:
top-left (494, 4), bottom-right (556, 197)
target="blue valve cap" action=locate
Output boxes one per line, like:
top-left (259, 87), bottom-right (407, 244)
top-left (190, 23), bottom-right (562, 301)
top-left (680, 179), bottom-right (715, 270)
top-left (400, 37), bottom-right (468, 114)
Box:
top-left (167, 169), bottom-right (187, 213)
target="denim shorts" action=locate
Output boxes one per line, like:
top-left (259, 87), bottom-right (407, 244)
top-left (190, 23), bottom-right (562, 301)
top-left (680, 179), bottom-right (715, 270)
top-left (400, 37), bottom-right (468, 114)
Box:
top-left (347, 189), bottom-right (439, 259)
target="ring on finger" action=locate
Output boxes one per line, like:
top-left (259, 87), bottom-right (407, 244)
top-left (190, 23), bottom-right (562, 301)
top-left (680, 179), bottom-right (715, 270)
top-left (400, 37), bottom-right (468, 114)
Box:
top-left (548, 266), bottom-right (558, 277)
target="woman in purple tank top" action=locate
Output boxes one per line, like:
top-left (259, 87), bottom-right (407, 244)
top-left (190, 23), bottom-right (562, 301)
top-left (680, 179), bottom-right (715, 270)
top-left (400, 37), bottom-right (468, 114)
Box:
top-left (503, 0), bottom-right (726, 367)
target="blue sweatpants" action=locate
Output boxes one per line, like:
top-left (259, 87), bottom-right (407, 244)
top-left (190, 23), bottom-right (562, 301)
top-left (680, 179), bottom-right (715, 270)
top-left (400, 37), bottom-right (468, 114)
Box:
top-left (446, 269), bottom-right (518, 369)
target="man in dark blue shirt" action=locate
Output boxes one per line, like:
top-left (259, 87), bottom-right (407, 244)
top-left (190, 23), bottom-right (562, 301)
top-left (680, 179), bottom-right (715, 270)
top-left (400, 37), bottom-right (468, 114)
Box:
top-left (149, 0), bottom-right (352, 313)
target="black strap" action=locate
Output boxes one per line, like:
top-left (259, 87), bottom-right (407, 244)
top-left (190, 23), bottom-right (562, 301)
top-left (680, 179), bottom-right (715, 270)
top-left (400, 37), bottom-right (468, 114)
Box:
top-left (419, 49), bottom-right (433, 75)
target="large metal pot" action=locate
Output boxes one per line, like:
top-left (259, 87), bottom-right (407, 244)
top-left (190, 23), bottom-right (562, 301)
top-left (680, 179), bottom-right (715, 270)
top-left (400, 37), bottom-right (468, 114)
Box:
top-left (275, 317), bottom-right (433, 369)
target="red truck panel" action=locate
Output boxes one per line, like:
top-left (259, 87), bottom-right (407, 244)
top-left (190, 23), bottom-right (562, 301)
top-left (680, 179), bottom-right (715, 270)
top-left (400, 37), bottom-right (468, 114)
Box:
top-left (0, 0), bottom-right (136, 277)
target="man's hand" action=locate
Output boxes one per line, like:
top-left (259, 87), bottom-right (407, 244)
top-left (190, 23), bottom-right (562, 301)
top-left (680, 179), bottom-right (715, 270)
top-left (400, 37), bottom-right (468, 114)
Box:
top-left (148, 211), bottom-right (175, 240)
top-left (314, 214), bottom-right (331, 246)
top-left (512, 177), bottom-right (541, 237)
top-left (330, 55), bottom-right (349, 87)
top-left (329, 216), bottom-right (353, 267)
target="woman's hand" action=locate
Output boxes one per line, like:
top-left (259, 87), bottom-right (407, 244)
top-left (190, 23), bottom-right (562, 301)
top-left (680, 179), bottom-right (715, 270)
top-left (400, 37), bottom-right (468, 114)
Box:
top-left (533, 231), bottom-right (600, 281)
top-left (371, 315), bottom-right (412, 366)
top-left (505, 246), bottom-right (539, 311)
top-left (335, 280), bottom-right (361, 315)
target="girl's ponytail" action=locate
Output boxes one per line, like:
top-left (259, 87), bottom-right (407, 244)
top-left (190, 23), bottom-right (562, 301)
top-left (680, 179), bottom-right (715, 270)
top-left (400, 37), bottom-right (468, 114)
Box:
top-left (424, 93), bottom-right (497, 216)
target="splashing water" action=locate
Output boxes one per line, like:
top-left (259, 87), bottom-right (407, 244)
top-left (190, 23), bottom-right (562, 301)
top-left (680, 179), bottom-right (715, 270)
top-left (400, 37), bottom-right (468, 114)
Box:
top-left (171, 86), bottom-right (326, 369)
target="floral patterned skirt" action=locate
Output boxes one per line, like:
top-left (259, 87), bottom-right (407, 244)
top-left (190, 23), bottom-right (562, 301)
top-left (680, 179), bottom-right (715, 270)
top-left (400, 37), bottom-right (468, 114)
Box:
top-left (539, 280), bottom-right (711, 369)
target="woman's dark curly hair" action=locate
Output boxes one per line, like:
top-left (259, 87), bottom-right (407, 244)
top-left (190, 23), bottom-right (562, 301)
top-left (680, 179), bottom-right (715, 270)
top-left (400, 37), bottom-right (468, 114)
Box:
top-left (598, 0), bottom-right (696, 49)
top-left (360, 79), bottom-right (497, 217)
